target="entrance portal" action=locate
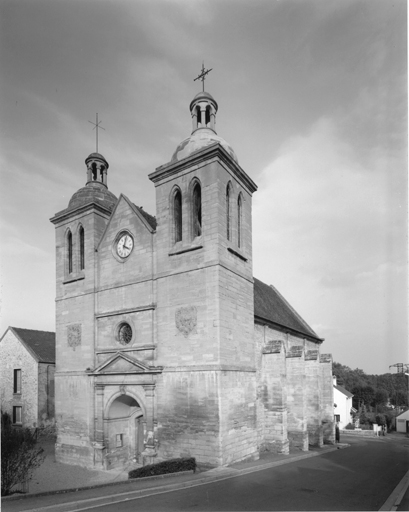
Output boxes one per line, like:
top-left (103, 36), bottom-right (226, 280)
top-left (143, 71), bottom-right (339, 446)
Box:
top-left (105, 394), bottom-right (144, 469)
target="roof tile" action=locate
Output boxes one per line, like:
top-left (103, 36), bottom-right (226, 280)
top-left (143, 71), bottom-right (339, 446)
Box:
top-left (11, 327), bottom-right (55, 363)
top-left (254, 278), bottom-right (322, 342)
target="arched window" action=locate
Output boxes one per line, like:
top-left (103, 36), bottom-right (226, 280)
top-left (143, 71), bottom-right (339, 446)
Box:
top-left (205, 106), bottom-right (211, 126)
top-left (226, 184), bottom-right (231, 241)
top-left (237, 194), bottom-right (243, 248)
top-left (67, 230), bottom-right (73, 274)
top-left (79, 226), bottom-right (85, 270)
top-left (174, 189), bottom-right (182, 243)
top-left (196, 106), bottom-right (201, 127)
top-left (192, 182), bottom-right (202, 238)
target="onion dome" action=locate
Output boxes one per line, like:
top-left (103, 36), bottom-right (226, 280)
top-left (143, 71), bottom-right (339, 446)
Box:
top-left (68, 181), bottom-right (117, 211)
top-left (171, 90), bottom-right (238, 164)
top-left (67, 153), bottom-right (117, 211)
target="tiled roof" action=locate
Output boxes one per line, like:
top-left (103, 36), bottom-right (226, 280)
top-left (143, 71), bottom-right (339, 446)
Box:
top-left (253, 277), bottom-right (322, 342)
top-left (334, 384), bottom-right (354, 398)
top-left (135, 205), bottom-right (157, 230)
top-left (11, 327), bottom-right (56, 363)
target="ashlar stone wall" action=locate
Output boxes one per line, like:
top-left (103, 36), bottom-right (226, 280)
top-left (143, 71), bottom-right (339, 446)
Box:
top-left (255, 323), bottom-right (289, 454)
top-left (55, 374), bottom-right (95, 467)
top-left (320, 353), bottom-right (335, 444)
top-left (38, 363), bottom-right (55, 425)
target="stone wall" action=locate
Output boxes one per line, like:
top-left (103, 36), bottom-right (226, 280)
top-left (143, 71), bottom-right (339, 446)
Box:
top-left (219, 370), bottom-right (258, 464)
top-left (255, 324), bottom-right (289, 454)
top-left (38, 363), bottom-right (55, 425)
top-left (286, 341), bottom-right (308, 451)
top-left (304, 347), bottom-right (323, 447)
top-left (55, 373), bottom-right (94, 467)
top-left (156, 370), bottom-right (221, 466)
top-left (320, 353), bottom-right (335, 444)
top-left (0, 329), bottom-right (38, 427)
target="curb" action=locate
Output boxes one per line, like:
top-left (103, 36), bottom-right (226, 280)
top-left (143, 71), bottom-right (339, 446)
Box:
top-left (2, 469), bottom-right (196, 502)
top-left (379, 469), bottom-right (409, 511)
top-left (18, 446), bottom-right (344, 512)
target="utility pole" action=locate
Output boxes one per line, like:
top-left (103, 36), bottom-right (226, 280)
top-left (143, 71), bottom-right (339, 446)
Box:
top-left (389, 363), bottom-right (409, 436)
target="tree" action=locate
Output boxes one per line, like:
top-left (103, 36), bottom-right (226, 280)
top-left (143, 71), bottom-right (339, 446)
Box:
top-left (1, 413), bottom-right (45, 496)
top-left (391, 390), bottom-right (408, 407)
top-left (372, 389), bottom-right (389, 408)
top-left (352, 385), bottom-right (376, 409)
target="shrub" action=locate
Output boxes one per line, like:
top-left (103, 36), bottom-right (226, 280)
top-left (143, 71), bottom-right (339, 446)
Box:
top-left (344, 423), bottom-right (355, 430)
top-left (129, 457), bottom-right (196, 479)
top-left (360, 424), bottom-right (372, 430)
top-left (376, 414), bottom-right (386, 426)
top-left (1, 421), bottom-right (45, 496)
top-left (1, 411), bottom-right (12, 429)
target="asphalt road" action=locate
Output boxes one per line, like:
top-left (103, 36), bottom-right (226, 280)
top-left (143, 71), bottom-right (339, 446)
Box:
top-left (82, 435), bottom-right (409, 511)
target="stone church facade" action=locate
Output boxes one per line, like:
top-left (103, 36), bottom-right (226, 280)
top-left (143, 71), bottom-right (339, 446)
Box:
top-left (50, 89), bottom-right (334, 470)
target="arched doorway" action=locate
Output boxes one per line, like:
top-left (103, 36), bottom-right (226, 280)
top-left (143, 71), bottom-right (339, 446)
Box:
top-left (105, 394), bottom-right (144, 469)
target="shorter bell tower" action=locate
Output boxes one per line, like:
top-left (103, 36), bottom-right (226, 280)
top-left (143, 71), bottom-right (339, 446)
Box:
top-left (50, 152), bottom-right (117, 466)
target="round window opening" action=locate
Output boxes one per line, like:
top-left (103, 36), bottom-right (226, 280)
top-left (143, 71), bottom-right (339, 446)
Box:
top-left (118, 323), bottom-right (132, 345)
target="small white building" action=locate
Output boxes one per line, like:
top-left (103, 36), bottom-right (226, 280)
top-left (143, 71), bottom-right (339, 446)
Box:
top-left (333, 376), bottom-right (355, 428)
top-left (396, 409), bottom-right (409, 433)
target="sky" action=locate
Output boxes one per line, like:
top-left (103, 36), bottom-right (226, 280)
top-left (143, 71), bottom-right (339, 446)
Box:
top-left (0, 0), bottom-right (407, 375)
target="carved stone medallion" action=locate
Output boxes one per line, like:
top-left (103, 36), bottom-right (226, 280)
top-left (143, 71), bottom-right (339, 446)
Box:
top-left (175, 306), bottom-right (197, 338)
top-left (67, 324), bottom-right (81, 351)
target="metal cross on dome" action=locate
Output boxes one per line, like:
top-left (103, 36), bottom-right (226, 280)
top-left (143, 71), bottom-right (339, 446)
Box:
top-left (194, 62), bottom-right (213, 92)
top-left (88, 113), bottom-right (105, 153)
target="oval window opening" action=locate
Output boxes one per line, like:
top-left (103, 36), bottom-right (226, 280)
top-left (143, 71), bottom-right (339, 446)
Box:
top-left (118, 323), bottom-right (132, 345)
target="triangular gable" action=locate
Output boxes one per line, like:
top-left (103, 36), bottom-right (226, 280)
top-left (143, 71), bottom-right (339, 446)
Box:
top-left (1, 327), bottom-right (40, 363)
top-left (91, 352), bottom-right (162, 375)
top-left (10, 327), bottom-right (55, 363)
top-left (334, 384), bottom-right (354, 398)
top-left (96, 194), bottom-right (156, 252)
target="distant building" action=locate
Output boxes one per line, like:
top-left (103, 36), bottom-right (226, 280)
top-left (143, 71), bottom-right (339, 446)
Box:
top-left (0, 327), bottom-right (55, 428)
top-left (395, 409), bottom-right (409, 433)
top-left (50, 87), bottom-right (335, 471)
top-left (333, 376), bottom-right (355, 428)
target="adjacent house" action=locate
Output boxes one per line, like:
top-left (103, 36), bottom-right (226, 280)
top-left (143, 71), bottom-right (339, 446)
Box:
top-left (333, 376), bottom-right (355, 428)
top-left (0, 327), bottom-right (56, 428)
top-left (395, 409), bottom-right (409, 433)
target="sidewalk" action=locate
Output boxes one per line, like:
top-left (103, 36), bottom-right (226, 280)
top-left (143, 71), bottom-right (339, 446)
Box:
top-left (2, 439), bottom-right (346, 512)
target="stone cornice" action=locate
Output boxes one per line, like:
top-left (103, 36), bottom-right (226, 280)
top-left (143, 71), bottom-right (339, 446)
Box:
top-left (95, 304), bottom-right (156, 319)
top-left (149, 143), bottom-right (258, 195)
top-left (50, 202), bottom-right (112, 225)
top-left (163, 364), bottom-right (256, 372)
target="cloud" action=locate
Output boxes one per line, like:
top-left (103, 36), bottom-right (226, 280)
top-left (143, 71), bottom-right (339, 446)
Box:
top-left (252, 100), bottom-right (407, 372)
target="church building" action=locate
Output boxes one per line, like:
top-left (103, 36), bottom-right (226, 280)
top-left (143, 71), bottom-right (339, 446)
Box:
top-left (50, 83), bottom-right (334, 470)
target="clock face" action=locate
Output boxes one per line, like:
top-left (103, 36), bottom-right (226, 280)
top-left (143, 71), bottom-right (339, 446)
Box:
top-left (117, 234), bottom-right (133, 258)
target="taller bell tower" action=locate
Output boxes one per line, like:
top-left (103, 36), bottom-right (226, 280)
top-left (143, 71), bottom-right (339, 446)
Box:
top-left (150, 84), bottom-right (258, 466)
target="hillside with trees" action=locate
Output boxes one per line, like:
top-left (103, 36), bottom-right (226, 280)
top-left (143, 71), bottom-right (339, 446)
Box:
top-left (332, 362), bottom-right (408, 429)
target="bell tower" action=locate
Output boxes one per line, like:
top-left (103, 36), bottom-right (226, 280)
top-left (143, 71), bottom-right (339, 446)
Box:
top-left (50, 152), bottom-right (117, 466)
top-left (150, 76), bottom-right (258, 465)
